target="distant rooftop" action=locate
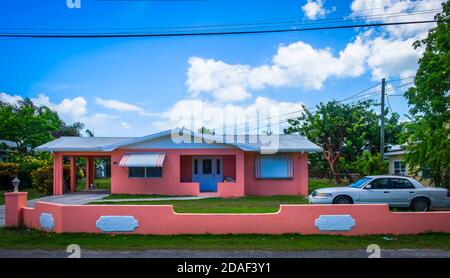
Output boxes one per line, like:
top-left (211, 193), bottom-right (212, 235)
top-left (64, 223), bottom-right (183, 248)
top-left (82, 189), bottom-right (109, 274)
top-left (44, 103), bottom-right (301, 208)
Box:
top-left (0, 139), bottom-right (18, 148)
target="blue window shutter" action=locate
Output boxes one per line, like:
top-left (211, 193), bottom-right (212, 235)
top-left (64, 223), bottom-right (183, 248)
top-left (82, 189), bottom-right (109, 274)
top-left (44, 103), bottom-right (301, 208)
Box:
top-left (255, 154), bottom-right (293, 179)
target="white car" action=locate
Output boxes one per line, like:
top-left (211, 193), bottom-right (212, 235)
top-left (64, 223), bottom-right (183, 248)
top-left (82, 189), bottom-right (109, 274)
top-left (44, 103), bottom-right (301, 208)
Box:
top-left (308, 175), bottom-right (450, 211)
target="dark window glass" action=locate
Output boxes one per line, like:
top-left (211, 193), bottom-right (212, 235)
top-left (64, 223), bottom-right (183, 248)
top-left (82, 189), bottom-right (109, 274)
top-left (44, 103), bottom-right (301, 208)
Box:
top-left (391, 178), bottom-right (415, 189)
top-left (216, 159), bottom-right (221, 175)
top-left (394, 161), bottom-right (406, 175)
top-left (129, 167), bottom-right (145, 178)
top-left (194, 159), bottom-right (198, 175)
top-left (369, 178), bottom-right (392, 189)
top-left (146, 167), bottom-right (162, 178)
top-left (202, 159), bottom-right (212, 174)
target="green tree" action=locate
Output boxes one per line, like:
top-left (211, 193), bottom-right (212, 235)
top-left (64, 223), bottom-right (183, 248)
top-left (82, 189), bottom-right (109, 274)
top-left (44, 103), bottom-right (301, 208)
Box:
top-left (285, 100), bottom-right (402, 184)
top-left (52, 122), bottom-right (85, 138)
top-left (0, 98), bottom-right (85, 152)
top-left (404, 1), bottom-right (450, 188)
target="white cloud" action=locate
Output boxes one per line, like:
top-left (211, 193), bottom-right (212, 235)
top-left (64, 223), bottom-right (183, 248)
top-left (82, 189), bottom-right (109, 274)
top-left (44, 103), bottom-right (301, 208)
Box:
top-left (366, 36), bottom-right (422, 80)
top-left (153, 96), bottom-right (304, 134)
top-left (32, 94), bottom-right (87, 121)
top-left (95, 98), bottom-right (151, 116)
top-left (0, 92), bottom-right (23, 105)
top-left (348, 0), bottom-right (442, 80)
top-left (121, 121), bottom-right (131, 129)
top-left (186, 36), bottom-right (369, 102)
top-left (302, 0), bottom-right (327, 19)
top-left (351, 0), bottom-right (442, 39)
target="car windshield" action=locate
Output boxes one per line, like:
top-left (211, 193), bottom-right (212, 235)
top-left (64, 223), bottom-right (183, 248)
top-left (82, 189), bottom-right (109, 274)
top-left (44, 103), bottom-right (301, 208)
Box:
top-left (348, 177), bottom-right (372, 188)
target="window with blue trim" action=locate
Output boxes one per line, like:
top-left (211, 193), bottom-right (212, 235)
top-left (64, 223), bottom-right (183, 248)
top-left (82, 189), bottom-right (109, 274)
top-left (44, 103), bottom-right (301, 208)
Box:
top-left (255, 154), bottom-right (293, 179)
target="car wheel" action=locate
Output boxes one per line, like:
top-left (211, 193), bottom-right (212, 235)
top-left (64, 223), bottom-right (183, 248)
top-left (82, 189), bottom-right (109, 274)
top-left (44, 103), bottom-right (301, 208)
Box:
top-left (333, 196), bottom-right (352, 204)
top-left (411, 198), bottom-right (430, 212)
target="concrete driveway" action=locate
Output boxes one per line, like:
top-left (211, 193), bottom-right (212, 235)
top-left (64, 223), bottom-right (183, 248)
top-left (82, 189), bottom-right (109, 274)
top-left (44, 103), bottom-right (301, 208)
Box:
top-left (0, 192), bottom-right (109, 227)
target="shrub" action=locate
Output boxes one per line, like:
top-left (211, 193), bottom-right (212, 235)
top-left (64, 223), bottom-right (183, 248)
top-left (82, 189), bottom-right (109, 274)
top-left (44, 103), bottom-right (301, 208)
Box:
top-left (0, 162), bottom-right (20, 190)
top-left (352, 152), bottom-right (389, 176)
top-left (8, 152), bottom-right (53, 188)
top-left (31, 165), bottom-right (70, 195)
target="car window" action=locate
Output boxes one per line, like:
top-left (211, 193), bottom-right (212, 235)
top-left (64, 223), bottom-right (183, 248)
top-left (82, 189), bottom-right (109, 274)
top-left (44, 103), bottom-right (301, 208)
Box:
top-left (369, 178), bottom-right (392, 189)
top-left (391, 178), bottom-right (415, 189)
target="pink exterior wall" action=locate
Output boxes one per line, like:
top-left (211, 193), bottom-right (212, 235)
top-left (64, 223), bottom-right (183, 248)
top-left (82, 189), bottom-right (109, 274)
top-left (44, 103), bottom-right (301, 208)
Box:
top-left (244, 152), bottom-right (308, 196)
top-left (110, 148), bottom-right (245, 196)
top-left (51, 149), bottom-right (308, 197)
top-left (19, 200), bottom-right (450, 235)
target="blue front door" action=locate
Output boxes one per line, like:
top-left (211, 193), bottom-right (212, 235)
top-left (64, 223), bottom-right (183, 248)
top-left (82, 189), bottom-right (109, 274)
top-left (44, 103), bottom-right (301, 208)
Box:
top-left (192, 157), bottom-right (222, 192)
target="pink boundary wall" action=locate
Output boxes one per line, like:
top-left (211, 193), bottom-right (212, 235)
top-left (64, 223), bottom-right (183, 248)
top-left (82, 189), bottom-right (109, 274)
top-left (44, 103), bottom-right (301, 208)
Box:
top-left (10, 197), bottom-right (450, 235)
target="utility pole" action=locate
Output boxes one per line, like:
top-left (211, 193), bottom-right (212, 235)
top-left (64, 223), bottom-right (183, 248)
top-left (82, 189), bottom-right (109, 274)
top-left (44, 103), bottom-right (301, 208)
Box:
top-left (380, 78), bottom-right (386, 161)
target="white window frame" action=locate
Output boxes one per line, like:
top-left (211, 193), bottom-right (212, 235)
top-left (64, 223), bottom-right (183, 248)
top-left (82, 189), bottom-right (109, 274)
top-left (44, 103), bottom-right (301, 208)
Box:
top-left (393, 160), bottom-right (406, 176)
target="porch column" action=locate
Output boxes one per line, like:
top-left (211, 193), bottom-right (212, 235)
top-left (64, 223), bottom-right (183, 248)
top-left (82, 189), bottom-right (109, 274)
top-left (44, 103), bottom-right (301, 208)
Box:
top-left (85, 157), bottom-right (91, 190)
top-left (90, 157), bottom-right (96, 187)
top-left (235, 151), bottom-right (245, 196)
top-left (53, 152), bottom-right (64, 195)
top-left (70, 156), bottom-right (76, 192)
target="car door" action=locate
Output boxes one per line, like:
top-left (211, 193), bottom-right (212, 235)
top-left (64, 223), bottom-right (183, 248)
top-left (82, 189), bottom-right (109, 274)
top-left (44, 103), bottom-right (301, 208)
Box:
top-left (359, 178), bottom-right (393, 204)
top-left (389, 178), bottom-right (417, 207)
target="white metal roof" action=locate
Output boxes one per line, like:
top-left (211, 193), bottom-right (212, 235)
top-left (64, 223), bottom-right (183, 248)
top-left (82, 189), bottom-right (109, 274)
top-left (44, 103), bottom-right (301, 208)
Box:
top-left (35, 128), bottom-right (322, 153)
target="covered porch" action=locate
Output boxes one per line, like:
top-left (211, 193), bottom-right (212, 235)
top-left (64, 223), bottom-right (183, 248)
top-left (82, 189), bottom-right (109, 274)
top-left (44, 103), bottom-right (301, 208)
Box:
top-left (110, 149), bottom-right (245, 198)
top-left (52, 152), bottom-right (111, 195)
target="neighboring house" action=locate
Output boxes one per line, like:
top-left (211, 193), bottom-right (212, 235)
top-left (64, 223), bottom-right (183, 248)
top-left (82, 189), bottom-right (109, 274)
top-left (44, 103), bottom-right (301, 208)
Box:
top-left (0, 139), bottom-right (18, 162)
top-left (385, 145), bottom-right (408, 176)
top-left (36, 128), bottom-right (322, 197)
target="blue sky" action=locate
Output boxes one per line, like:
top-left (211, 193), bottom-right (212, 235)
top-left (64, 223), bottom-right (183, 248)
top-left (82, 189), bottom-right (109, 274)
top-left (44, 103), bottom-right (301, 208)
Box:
top-left (0, 0), bottom-right (443, 136)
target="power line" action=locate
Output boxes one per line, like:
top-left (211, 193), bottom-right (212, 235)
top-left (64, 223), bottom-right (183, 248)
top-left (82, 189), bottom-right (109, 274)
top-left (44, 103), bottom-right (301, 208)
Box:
top-left (385, 76), bottom-right (415, 83)
top-left (386, 95), bottom-right (394, 114)
top-left (231, 83), bottom-right (384, 134)
top-left (0, 20), bottom-right (438, 38)
top-left (0, 9), bottom-right (440, 32)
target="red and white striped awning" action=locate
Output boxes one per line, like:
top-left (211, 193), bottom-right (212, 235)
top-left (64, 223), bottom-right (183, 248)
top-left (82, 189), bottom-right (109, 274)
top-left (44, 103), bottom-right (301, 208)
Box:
top-left (119, 153), bottom-right (165, 167)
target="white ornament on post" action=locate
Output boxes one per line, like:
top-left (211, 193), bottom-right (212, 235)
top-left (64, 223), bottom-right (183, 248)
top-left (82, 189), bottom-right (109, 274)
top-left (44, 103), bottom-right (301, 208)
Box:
top-left (12, 176), bottom-right (20, 192)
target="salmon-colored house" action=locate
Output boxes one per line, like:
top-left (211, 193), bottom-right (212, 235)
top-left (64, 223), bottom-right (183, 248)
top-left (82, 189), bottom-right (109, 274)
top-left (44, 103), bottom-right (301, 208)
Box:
top-left (36, 128), bottom-right (321, 197)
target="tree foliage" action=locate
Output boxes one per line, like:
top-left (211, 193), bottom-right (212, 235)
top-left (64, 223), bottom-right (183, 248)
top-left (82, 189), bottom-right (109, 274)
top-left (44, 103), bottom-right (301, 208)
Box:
top-left (404, 1), bottom-right (450, 188)
top-left (0, 98), bottom-right (84, 153)
top-left (285, 100), bottom-right (403, 184)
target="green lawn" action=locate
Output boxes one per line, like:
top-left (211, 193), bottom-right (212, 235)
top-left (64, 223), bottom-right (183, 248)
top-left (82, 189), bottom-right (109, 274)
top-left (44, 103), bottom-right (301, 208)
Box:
top-left (0, 228), bottom-right (449, 251)
top-left (308, 178), bottom-right (345, 193)
top-left (102, 194), bottom-right (186, 200)
top-left (94, 179), bottom-right (342, 213)
top-left (76, 177), bottom-right (111, 191)
top-left (0, 188), bottom-right (43, 205)
top-left (91, 195), bottom-right (310, 213)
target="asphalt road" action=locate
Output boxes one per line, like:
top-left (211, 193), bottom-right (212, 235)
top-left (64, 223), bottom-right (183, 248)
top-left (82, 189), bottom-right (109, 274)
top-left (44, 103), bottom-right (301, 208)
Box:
top-left (1, 249), bottom-right (449, 258)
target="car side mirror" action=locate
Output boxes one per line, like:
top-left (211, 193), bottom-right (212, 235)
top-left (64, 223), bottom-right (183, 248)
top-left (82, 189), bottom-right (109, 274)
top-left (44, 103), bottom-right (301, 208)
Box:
top-left (365, 184), bottom-right (372, 189)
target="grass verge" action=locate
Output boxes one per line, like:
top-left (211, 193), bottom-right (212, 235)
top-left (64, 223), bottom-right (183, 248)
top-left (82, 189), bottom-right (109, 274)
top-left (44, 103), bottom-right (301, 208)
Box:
top-left (0, 228), bottom-right (449, 251)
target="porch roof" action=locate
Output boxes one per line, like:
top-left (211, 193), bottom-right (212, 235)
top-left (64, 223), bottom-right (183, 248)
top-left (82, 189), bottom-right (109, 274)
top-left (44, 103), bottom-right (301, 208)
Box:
top-left (36, 128), bottom-right (322, 153)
